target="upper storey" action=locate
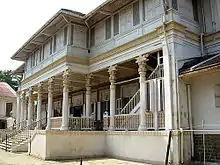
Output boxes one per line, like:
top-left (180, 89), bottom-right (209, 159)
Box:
top-left (12, 0), bottom-right (201, 79)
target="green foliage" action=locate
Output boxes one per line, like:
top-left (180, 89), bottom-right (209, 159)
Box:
top-left (0, 70), bottom-right (21, 91)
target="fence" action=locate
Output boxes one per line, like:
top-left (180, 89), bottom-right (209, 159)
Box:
top-left (180, 122), bottom-right (220, 165)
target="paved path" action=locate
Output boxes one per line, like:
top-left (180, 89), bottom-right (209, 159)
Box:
top-left (0, 150), bottom-right (150, 165)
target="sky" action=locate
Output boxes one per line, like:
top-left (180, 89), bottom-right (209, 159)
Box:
top-left (0, 0), bottom-right (105, 71)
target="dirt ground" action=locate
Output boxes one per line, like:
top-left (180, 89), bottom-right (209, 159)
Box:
top-left (0, 150), bottom-right (151, 165)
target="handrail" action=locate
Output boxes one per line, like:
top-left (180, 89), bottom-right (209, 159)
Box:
top-left (1, 117), bottom-right (47, 143)
top-left (148, 64), bottom-right (164, 79)
top-left (119, 89), bottom-right (140, 114)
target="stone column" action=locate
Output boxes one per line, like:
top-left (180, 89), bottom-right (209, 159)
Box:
top-left (16, 91), bottom-right (21, 129)
top-left (108, 65), bottom-right (117, 131)
top-left (37, 83), bottom-right (43, 129)
top-left (85, 74), bottom-right (92, 117)
top-left (60, 70), bottom-right (70, 130)
top-left (136, 55), bottom-right (148, 131)
top-left (27, 88), bottom-right (33, 129)
top-left (20, 92), bottom-right (25, 129)
top-left (46, 78), bottom-right (53, 130)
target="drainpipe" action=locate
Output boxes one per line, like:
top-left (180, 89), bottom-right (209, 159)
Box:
top-left (200, 0), bottom-right (205, 56)
top-left (187, 84), bottom-right (194, 157)
top-left (162, 0), bottom-right (182, 163)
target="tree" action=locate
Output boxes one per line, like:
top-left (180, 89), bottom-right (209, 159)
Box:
top-left (0, 70), bottom-right (21, 91)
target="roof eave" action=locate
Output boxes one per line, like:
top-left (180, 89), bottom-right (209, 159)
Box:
top-left (11, 9), bottom-right (85, 61)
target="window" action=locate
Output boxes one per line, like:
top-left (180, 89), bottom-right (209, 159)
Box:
top-left (63, 26), bottom-right (68, 46)
top-left (114, 13), bottom-right (119, 36)
top-left (53, 35), bottom-right (56, 53)
top-left (192, 0), bottom-right (198, 22)
top-left (50, 38), bottom-right (53, 55)
top-left (90, 27), bottom-right (95, 47)
top-left (171, 0), bottom-right (178, 10)
top-left (41, 46), bottom-right (45, 61)
top-left (133, 1), bottom-right (140, 26)
top-left (105, 17), bottom-right (111, 40)
top-left (6, 103), bottom-right (12, 117)
top-left (70, 25), bottom-right (74, 45)
top-left (215, 85), bottom-right (220, 107)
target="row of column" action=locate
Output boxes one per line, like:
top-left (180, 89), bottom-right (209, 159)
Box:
top-left (16, 54), bottom-right (151, 131)
top-left (107, 55), bottom-right (149, 131)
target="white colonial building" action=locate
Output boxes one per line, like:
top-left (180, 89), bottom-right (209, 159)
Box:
top-left (6, 0), bottom-right (220, 164)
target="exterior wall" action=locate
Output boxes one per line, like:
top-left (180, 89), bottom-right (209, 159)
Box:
top-left (90, 0), bottom-right (163, 57)
top-left (105, 132), bottom-right (167, 164)
top-left (30, 130), bottom-right (177, 164)
top-left (30, 133), bottom-right (47, 159)
top-left (191, 71), bottom-right (220, 129)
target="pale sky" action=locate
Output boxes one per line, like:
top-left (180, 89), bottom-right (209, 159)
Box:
top-left (0, 0), bottom-right (105, 71)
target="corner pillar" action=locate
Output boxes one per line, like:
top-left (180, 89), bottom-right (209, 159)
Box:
top-left (20, 92), bottom-right (26, 129)
top-left (37, 83), bottom-right (43, 129)
top-left (85, 74), bottom-right (93, 117)
top-left (16, 91), bottom-right (21, 129)
top-left (46, 78), bottom-right (54, 130)
top-left (108, 65), bottom-right (117, 131)
top-left (27, 88), bottom-right (33, 129)
top-left (136, 55), bottom-right (148, 131)
top-left (60, 70), bottom-right (70, 130)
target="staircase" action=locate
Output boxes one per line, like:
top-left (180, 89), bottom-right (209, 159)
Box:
top-left (118, 89), bottom-right (140, 115)
top-left (0, 118), bottom-right (46, 152)
top-left (0, 130), bottom-right (34, 152)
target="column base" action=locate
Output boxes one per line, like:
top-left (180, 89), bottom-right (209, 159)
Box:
top-left (138, 124), bottom-right (147, 131)
top-left (108, 126), bottom-right (115, 131)
top-left (60, 125), bottom-right (69, 131)
top-left (46, 125), bottom-right (51, 131)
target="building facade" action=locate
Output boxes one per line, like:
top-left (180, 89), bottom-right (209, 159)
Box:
top-left (11, 0), bottom-right (220, 164)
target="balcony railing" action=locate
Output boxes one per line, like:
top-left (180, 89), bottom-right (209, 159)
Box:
top-left (69, 117), bottom-right (94, 130)
top-left (103, 111), bottom-right (165, 131)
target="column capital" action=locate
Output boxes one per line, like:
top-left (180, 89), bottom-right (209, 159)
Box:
top-left (21, 91), bottom-right (26, 102)
top-left (48, 77), bottom-right (54, 94)
top-left (38, 82), bottom-right (43, 96)
top-left (85, 73), bottom-right (93, 88)
top-left (136, 54), bottom-right (149, 73)
top-left (28, 87), bottom-right (33, 98)
top-left (63, 69), bottom-right (70, 87)
top-left (108, 65), bottom-right (117, 84)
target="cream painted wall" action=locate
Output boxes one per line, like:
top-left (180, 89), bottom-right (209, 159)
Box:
top-left (191, 71), bottom-right (220, 129)
top-left (45, 131), bottom-right (105, 160)
top-left (29, 133), bottom-right (46, 159)
top-left (105, 133), bottom-right (167, 164)
top-left (30, 131), bottom-right (175, 164)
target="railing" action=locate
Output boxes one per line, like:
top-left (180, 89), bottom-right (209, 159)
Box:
top-left (158, 111), bottom-right (165, 129)
top-left (114, 114), bottom-right (139, 130)
top-left (51, 117), bottom-right (62, 129)
top-left (148, 64), bottom-right (164, 79)
top-left (69, 117), bottom-right (94, 130)
top-left (103, 111), bottom-right (164, 131)
top-left (118, 89), bottom-right (140, 115)
top-left (0, 117), bottom-right (47, 152)
top-left (146, 77), bottom-right (165, 112)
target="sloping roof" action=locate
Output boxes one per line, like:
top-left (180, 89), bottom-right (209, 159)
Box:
top-left (0, 82), bottom-right (16, 98)
top-left (11, 9), bottom-right (85, 61)
top-left (179, 54), bottom-right (220, 77)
